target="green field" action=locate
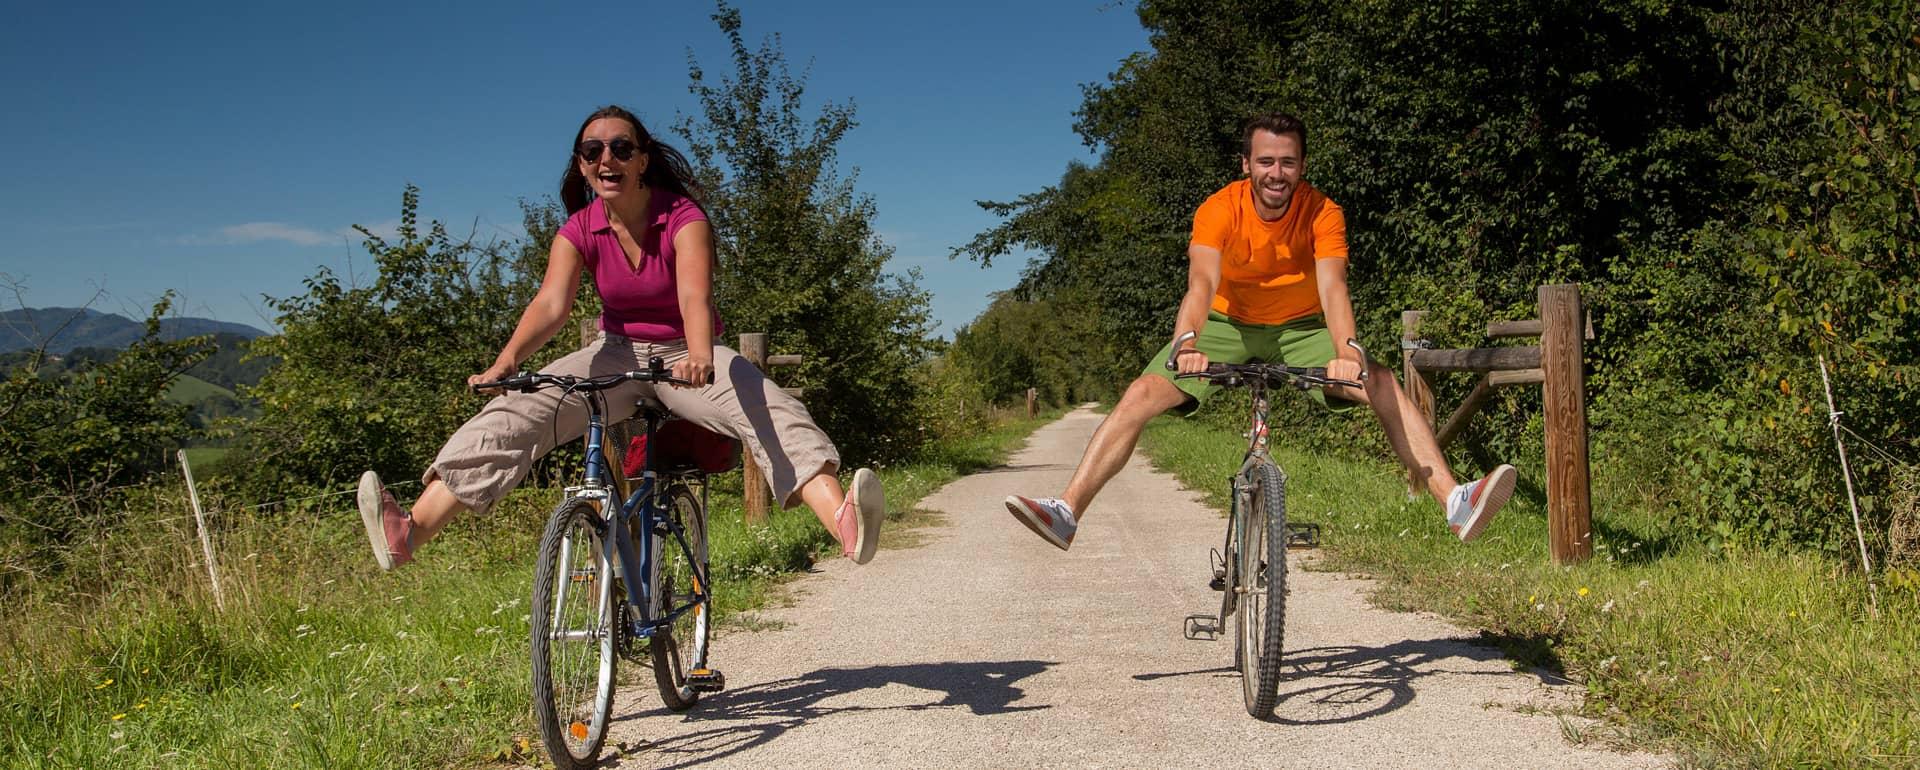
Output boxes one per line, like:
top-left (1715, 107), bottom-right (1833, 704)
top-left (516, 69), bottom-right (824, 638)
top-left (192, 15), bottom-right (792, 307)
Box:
top-left (163, 373), bottom-right (234, 404)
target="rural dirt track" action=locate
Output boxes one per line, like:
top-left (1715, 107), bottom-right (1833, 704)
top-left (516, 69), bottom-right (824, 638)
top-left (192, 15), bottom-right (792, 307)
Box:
top-left (598, 406), bottom-right (1668, 768)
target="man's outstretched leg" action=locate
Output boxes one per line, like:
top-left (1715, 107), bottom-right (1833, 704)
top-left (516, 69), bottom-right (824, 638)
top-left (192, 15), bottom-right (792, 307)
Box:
top-left (1005, 375), bottom-right (1192, 550)
top-left (1335, 360), bottom-right (1517, 542)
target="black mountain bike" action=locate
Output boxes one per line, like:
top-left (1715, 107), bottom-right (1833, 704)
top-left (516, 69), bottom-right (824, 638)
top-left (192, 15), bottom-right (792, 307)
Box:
top-left (1168, 332), bottom-right (1363, 719)
top-left (475, 358), bottom-right (727, 770)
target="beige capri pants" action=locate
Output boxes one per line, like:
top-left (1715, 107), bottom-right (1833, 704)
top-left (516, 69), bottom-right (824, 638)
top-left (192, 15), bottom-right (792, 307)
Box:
top-left (425, 332), bottom-right (839, 514)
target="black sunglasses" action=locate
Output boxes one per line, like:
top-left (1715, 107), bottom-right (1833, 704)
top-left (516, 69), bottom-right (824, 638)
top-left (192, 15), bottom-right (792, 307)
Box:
top-left (576, 138), bottom-right (640, 163)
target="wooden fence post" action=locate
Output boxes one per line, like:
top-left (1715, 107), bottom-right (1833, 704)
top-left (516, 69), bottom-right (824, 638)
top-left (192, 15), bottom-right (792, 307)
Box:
top-left (737, 332), bottom-right (773, 526)
top-left (1540, 284), bottom-right (1593, 564)
top-left (1401, 310), bottom-right (1436, 497)
top-left (177, 450), bottom-right (225, 611)
top-left (1026, 388), bottom-right (1037, 418)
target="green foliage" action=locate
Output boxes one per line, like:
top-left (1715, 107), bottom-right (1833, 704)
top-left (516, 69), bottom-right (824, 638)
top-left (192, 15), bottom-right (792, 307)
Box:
top-left (678, 2), bottom-right (937, 464)
top-left (962, 0), bottom-right (1920, 554)
top-left (1658, 0), bottom-right (1920, 550)
top-left (0, 295), bottom-right (211, 543)
top-left (237, 186), bottom-right (549, 494)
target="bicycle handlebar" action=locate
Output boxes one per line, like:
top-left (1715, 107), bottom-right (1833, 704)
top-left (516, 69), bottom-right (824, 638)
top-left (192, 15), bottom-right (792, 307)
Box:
top-left (1176, 361), bottom-right (1363, 391)
top-left (1163, 330), bottom-right (1370, 388)
top-left (470, 356), bottom-right (711, 394)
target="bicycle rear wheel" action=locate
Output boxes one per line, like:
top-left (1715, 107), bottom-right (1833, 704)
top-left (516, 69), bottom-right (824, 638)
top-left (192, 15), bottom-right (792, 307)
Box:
top-left (650, 482), bottom-right (712, 710)
top-left (1235, 460), bottom-right (1288, 719)
top-left (530, 497), bottom-right (617, 769)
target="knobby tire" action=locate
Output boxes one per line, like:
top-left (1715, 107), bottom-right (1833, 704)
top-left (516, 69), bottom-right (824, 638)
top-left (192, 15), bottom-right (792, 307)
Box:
top-left (1236, 461), bottom-right (1288, 719)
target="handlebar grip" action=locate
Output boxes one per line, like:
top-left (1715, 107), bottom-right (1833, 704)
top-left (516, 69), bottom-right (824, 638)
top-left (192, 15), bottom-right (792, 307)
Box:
top-left (470, 372), bottom-right (533, 393)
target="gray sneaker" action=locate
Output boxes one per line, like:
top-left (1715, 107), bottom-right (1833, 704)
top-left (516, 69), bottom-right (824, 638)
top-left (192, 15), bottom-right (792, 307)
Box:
top-left (1445, 464), bottom-right (1516, 542)
top-left (1004, 495), bottom-right (1077, 551)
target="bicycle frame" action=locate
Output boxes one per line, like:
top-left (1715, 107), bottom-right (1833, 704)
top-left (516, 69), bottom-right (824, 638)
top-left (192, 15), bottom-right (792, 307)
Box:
top-left (554, 388), bottom-right (712, 643)
top-left (1215, 381), bottom-right (1278, 623)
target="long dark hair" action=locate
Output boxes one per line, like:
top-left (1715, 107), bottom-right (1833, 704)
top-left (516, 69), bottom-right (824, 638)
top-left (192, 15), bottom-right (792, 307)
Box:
top-left (559, 105), bottom-right (706, 215)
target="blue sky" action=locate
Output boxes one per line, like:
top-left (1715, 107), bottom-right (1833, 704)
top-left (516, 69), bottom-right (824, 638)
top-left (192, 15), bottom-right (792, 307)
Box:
top-left (0, 1), bottom-right (1148, 337)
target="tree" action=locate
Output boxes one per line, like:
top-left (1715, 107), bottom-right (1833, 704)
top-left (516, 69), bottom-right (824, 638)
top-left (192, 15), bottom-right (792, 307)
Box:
top-left (678, 1), bottom-right (937, 463)
top-left (237, 186), bottom-right (549, 492)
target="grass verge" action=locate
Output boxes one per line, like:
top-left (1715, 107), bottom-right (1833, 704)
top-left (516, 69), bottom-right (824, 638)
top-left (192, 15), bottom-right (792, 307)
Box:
top-left (1137, 415), bottom-right (1918, 768)
top-left (0, 406), bottom-right (1059, 769)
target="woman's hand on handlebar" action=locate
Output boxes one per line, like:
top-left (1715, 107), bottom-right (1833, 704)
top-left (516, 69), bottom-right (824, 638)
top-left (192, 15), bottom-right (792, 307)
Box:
top-left (670, 353), bottom-right (713, 389)
top-left (469, 361), bottom-right (518, 396)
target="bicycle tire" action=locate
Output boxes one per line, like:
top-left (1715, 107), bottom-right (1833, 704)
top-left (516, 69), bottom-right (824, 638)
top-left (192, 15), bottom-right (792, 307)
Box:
top-left (650, 482), bottom-right (712, 710)
top-left (1235, 460), bottom-right (1288, 719)
top-left (529, 497), bottom-right (617, 769)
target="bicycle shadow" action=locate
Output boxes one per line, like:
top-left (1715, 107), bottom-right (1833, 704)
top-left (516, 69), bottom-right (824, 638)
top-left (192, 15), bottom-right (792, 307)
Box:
top-left (1130, 636), bottom-right (1525, 725)
top-left (613, 659), bottom-right (1056, 767)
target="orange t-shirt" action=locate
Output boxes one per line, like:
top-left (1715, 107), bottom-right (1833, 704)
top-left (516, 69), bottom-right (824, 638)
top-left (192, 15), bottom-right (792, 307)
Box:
top-left (1189, 179), bottom-right (1349, 325)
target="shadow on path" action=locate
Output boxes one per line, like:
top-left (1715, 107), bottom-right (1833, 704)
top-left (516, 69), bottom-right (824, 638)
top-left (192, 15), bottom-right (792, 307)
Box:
top-left (1131, 636), bottom-right (1522, 726)
top-left (618, 660), bottom-right (1057, 768)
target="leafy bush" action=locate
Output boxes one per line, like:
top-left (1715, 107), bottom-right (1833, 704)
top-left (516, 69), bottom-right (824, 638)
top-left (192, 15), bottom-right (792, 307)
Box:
top-left (0, 295), bottom-right (210, 546)
top-left (235, 187), bottom-right (550, 495)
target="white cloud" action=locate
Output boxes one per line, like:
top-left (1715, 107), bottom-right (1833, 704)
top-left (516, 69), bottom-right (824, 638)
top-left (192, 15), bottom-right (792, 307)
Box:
top-left (198, 222), bottom-right (340, 247)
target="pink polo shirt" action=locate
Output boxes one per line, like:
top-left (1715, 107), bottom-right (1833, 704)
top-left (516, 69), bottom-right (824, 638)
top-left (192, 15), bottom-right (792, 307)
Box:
top-left (557, 192), bottom-right (722, 342)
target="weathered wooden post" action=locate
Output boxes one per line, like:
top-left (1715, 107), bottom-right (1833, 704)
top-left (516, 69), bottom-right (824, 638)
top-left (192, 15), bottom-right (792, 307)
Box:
top-left (1026, 388), bottom-right (1037, 418)
top-left (737, 332), bottom-right (774, 525)
top-left (1539, 284), bottom-right (1592, 564)
top-left (1401, 310), bottom-right (1436, 496)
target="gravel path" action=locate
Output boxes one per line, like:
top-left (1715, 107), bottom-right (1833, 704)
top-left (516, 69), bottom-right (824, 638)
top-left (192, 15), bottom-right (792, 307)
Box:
top-left (599, 406), bottom-right (1667, 768)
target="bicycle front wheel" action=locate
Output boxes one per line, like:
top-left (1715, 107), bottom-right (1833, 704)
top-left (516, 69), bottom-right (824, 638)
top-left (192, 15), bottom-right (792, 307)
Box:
top-left (1235, 460), bottom-right (1288, 719)
top-left (650, 482), bottom-right (712, 710)
top-left (530, 497), bottom-right (617, 769)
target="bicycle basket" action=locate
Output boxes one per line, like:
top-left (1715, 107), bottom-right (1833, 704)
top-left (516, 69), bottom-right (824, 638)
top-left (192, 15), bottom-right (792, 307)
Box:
top-left (621, 419), bottom-right (742, 476)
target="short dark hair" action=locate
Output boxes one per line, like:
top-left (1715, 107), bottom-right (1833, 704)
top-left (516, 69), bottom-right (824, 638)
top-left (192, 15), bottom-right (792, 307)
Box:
top-left (1241, 113), bottom-right (1307, 158)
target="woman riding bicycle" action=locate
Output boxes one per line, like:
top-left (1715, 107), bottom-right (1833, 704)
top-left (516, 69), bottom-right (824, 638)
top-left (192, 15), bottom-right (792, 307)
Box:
top-left (356, 105), bottom-right (885, 570)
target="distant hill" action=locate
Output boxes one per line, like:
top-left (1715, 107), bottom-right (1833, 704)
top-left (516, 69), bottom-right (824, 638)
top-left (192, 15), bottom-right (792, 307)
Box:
top-left (0, 307), bottom-right (269, 355)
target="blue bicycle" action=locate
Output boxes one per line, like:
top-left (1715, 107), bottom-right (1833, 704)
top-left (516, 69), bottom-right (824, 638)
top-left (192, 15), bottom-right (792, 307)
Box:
top-left (476, 358), bottom-right (729, 769)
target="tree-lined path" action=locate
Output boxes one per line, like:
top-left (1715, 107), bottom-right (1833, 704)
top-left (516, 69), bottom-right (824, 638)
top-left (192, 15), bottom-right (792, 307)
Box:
top-left (600, 407), bottom-right (1668, 768)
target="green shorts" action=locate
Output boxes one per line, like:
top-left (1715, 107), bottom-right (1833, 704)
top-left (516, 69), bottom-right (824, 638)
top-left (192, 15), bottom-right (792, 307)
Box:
top-left (1143, 311), bottom-right (1363, 414)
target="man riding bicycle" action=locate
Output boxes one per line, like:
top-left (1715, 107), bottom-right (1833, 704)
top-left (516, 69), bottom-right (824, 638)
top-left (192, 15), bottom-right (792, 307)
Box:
top-left (1006, 112), bottom-right (1516, 550)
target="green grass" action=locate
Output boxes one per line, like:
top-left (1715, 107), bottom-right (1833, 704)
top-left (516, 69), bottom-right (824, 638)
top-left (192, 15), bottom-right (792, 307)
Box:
top-left (164, 374), bottom-right (234, 404)
top-left (0, 406), bottom-right (1060, 769)
top-left (1136, 415), bottom-right (1920, 767)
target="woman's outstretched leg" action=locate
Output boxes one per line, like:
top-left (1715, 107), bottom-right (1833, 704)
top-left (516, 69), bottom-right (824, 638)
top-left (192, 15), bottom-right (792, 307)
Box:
top-left (358, 474), bottom-right (467, 570)
top-left (795, 468), bottom-right (885, 564)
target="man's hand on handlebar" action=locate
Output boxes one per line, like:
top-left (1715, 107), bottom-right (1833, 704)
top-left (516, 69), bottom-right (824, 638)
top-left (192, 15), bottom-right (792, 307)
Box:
top-left (1165, 331), bottom-right (1211, 375)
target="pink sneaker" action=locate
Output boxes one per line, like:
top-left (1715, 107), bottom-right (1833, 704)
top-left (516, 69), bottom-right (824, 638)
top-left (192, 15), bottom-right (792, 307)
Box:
top-left (357, 471), bottom-right (414, 570)
top-left (835, 468), bottom-right (885, 564)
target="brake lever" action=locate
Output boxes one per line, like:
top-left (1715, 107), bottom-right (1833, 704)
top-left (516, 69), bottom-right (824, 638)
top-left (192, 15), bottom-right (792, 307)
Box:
top-left (1166, 331), bottom-right (1198, 372)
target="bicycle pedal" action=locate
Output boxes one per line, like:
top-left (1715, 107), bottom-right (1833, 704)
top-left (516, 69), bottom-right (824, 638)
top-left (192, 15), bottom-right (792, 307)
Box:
top-left (686, 668), bottom-right (726, 692)
top-left (1286, 522), bottom-right (1322, 549)
top-left (1208, 575), bottom-right (1226, 591)
top-left (1183, 615), bottom-right (1222, 641)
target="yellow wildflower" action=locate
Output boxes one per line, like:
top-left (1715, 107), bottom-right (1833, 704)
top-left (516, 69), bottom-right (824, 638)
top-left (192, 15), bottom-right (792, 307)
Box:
top-left (1577, 587), bottom-right (1590, 597)
top-left (110, 713), bottom-right (126, 721)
